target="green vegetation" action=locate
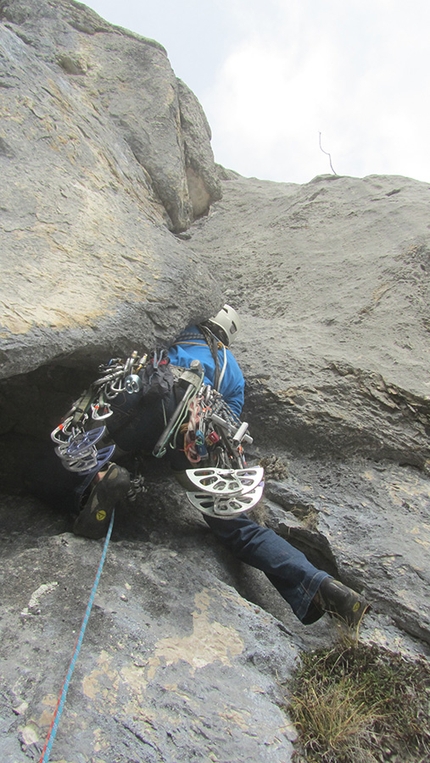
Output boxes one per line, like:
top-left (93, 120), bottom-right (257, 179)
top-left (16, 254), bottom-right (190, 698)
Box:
top-left (286, 641), bottom-right (430, 763)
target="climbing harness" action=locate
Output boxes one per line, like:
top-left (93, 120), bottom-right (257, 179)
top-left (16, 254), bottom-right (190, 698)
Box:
top-left (180, 384), bottom-right (252, 470)
top-left (152, 359), bottom-right (205, 458)
top-left (38, 509), bottom-right (115, 763)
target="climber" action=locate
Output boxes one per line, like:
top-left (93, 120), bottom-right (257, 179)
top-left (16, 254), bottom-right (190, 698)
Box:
top-left (44, 304), bottom-right (370, 628)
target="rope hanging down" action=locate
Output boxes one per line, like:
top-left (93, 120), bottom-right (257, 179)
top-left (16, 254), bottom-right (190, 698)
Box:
top-left (39, 509), bottom-right (115, 763)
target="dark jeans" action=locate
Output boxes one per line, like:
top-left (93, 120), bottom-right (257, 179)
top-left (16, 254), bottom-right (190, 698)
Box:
top-left (204, 514), bottom-right (328, 623)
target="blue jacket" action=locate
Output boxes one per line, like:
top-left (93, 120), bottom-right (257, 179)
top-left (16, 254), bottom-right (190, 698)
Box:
top-left (168, 326), bottom-right (245, 417)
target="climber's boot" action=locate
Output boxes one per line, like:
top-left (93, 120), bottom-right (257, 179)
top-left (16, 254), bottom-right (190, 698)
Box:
top-left (73, 462), bottom-right (130, 540)
top-left (315, 577), bottom-right (370, 627)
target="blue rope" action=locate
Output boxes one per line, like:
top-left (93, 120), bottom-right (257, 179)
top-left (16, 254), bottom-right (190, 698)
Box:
top-left (39, 509), bottom-right (115, 763)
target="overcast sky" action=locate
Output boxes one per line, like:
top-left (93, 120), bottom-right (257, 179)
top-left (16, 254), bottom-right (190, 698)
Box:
top-left (83, 0), bottom-right (430, 186)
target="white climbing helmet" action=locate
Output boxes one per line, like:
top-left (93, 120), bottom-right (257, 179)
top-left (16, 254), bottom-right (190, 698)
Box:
top-left (205, 304), bottom-right (241, 346)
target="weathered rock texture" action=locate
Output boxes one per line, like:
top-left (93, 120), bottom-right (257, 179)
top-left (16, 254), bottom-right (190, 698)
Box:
top-left (0, 0), bottom-right (222, 379)
top-left (189, 172), bottom-right (430, 467)
top-left (1, 2), bottom-right (430, 762)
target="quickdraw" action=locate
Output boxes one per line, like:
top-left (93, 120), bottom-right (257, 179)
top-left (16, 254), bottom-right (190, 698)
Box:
top-left (183, 398), bottom-right (205, 464)
top-left (181, 385), bottom-right (253, 470)
top-left (51, 351), bottom-right (148, 475)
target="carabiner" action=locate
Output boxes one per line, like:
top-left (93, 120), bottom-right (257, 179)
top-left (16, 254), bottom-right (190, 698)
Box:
top-left (91, 401), bottom-right (113, 419)
top-left (50, 416), bottom-right (75, 445)
top-left (105, 376), bottom-right (125, 398)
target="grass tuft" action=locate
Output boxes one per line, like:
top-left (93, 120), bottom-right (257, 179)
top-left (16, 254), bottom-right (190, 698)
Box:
top-left (286, 641), bottom-right (430, 763)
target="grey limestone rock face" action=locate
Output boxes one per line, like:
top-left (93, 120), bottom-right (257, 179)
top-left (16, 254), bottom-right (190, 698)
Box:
top-left (187, 172), bottom-right (430, 466)
top-left (177, 79), bottom-right (222, 218)
top-left (0, 0), bottom-right (221, 230)
top-left (1, 2), bottom-right (430, 762)
top-left (0, 0), bottom-right (222, 380)
top-left (0, 495), bottom-right (298, 762)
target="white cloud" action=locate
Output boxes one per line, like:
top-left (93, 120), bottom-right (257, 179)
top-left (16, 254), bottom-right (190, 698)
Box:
top-left (203, 18), bottom-right (344, 181)
top-left (202, 0), bottom-right (430, 183)
top-left (83, 0), bottom-right (430, 184)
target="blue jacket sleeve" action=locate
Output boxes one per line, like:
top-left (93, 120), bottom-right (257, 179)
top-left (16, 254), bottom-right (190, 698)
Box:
top-left (168, 333), bottom-right (245, 417)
